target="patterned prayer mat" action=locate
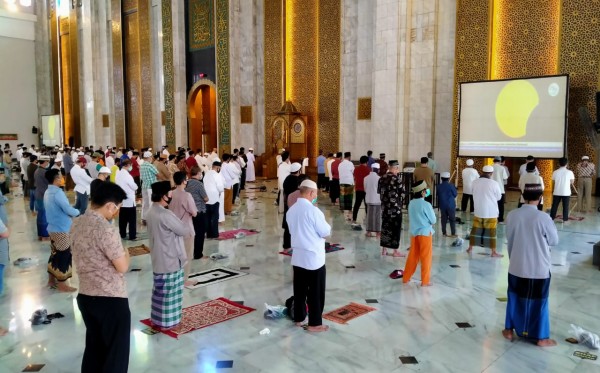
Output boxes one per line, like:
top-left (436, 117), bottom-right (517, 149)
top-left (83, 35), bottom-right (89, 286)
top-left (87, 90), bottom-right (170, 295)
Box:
top-left (140, 298), bottom-right (255, 339)
top-left (555, 215), bottom-right (584, 221)
top-left (128, 244), bottom-right (150, 257)
top-left (218, 229), bottom-right (259, 240)
top-left (322, 302), bottom-right (377, 325)
top-left (185, 267), bottom-right (248, 290)
top-left (279, 243), bottom-right (345, 256)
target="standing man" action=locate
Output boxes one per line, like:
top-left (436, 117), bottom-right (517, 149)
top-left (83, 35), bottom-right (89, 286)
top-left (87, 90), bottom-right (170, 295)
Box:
top-left (352, 155), bottom-right (371, 225)
top-left (338, 152), bottom-right (355, 221)
top-left (461, 159), bottom-right (479, 214)
top-left (316, 150), bottom-right (326, 190)
top-left (378, 160), bottom-right (405, 257)
top-left (238, 147), bottom-right (247, 190)
top-left (437, 172), bottom-right (458, 238)
top-left (63, 148), bottom-right (74, 191)
top-left (170, 171), bottom-right (198, 282)
top-left (519, 155), bottom-right (539, 176)
top-left (146, 181), bottom-right (189, 331)
top-left (329, 152), bottom-right (342, 206)
top-left (376, 153), bottom-right (388, 177)
top-left (185, 166), bottom-right (209, 259)
top-left (115, 159), bottom-right (138, 240)
top-left (282, 163), bottom-right (302, 253)
top-left (34, 156), bottom-right (51, 240)
top-left (246, 148), bottom-right (256, 182)
top-left (324, 152), bottom-right (334, 193)
top-left (364, 163), bottom-right (381, 237)
top-left (26, 154), bottom-right (38, 215)
top-left (550, 157), bottom-right (575, 222)
top-left (140, 151), bottom-right (159, 224)
top-left (466, 165), bottom-right (503, 257)
top-left (154, 153), bottom-right (171, 182)
top-left (90, 166), bottom-right (112, 198)
top-left (491, 156), bottom-right (509, 224)
top-left (71, 156), bottom-right (93, 215)
top-left (503, 183), bottom-right (559, 347)
top-left (287, 179), bottom-right (331, 333)
top-left (413, 157), bottom-right (434, 204)
top-left (277, 151), bottom-right (291, 212)
top-left (576, 155), bottom-right (595, 213)
top-left (518, 162), bottom-right (544, 210)
top-left (20, 150), bottom-right (30, 197)
top-left (71, 182), bottom-right (130, 373)
top-left (366, 150), bottom-right (375, 168)
top-left (203, 161), bottom-right (224, 239)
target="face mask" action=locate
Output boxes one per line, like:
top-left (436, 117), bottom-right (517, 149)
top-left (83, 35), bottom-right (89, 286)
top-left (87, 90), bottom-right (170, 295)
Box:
top-left (163, 195), bottom-right (172, 205)
top-left (312, 197), bottom-right (318, 205)
top-left (425, 189), bottom-right (431, 198)
top-left (128, 166), bottom-right (133, 172)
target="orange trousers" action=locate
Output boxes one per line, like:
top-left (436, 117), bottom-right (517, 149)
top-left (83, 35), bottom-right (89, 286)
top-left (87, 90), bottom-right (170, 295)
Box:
top-left (403, 234), bottom-right (433, 285)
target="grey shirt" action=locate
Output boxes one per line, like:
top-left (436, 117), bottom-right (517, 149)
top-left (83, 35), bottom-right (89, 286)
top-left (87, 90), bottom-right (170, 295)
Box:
top-left (506, 205), bottom-right (559, 279)
top-left (185, 179), bottom-right (208, 213)
top-left (146, 203), bottom-right (189, 274)
top-left (34, 167), bottom-right (49, 200)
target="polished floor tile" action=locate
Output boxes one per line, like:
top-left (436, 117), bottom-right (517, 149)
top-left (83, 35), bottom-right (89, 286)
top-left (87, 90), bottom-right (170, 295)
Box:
top-left (1, 184), bottom-right (600, 372)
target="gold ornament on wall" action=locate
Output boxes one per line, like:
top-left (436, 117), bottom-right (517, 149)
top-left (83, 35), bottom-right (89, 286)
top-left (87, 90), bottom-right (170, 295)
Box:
top-left (357, 97), bottom-right (372, 120)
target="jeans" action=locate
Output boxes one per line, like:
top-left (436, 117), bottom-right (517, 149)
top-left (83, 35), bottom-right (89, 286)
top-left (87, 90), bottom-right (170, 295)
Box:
top-left (550, 195), bottom-right (570, 221)
top-left (74, 191), bottom-right (89, 215)
top-left (206, 203), bottom-right (220, 238)
top-left (35, 199), bottom-right (48, 238)
top-left (29, 188), bottom-right (36, 212)
top-left (440, 206), bottom-right (456, 235)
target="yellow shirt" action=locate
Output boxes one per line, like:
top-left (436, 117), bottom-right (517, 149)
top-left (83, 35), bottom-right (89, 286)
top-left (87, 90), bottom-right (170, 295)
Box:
top-left (324, 158), bottom-right (333, 177)
top-left (110, 165), bottom-right (119, 183)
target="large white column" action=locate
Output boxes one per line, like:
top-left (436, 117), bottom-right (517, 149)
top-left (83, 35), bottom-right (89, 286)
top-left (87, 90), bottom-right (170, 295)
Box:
top-left (34, 0), bottom-right (54, 122)
top-left (77, 0), bottom-right (96, 146)
top-left (151, 0), bottom-right (165, 148)
top-left (171, 0), bottom-right (188, 148)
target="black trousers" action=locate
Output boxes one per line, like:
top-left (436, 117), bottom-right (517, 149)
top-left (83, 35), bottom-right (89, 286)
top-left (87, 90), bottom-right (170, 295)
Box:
top-left (232, 183), bottom-right (239, 203)
top-left (240, 168), bottom-right (246, 190)
top-left (317, 173), bottom-right (326, 190)
top-left (352, 190), bottom-right (367, 222)
top-left (192, 211), bottom-right (208, 259)
top-left (550, 195), bottom-right (570, 221)
top-left (329, 179), bottom-right (340, 203)
top-left (324, 176), bottom-right (330, 192)
top-left (119, 206), bottom-right (136, 240)
top-left (77, 294), bottom-right (131, 373)
top-left (206, 202), bottom-right (220, 238)
top-left (440, 206), bottom-right (456, 235)
top-left (133, 176), bottom-right (141, 197)
top-left (293, 265), bottom-right (326, 326)
top-left (498, 193), bottom-right (506, 222)
top-left (461, 193), bottom-right (474, 213)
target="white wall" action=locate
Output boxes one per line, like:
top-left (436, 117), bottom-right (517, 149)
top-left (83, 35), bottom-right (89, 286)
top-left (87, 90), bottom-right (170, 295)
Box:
top-left (0, 10), bottom-right (39, 151)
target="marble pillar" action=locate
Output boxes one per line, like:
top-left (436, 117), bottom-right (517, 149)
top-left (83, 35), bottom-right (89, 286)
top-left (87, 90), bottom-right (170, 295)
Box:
top-left (171, 0), bottom-right (188, 148)
top-left (76, 0), bottom-right (95, 146)
top-left (34, 0), bottom-right (54, 121)
top-left (151, 0), bottom-right (165, 148)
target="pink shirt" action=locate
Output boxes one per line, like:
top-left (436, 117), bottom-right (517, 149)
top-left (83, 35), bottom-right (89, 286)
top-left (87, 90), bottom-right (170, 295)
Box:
top-left (168, 188), bottom-right (198, 237)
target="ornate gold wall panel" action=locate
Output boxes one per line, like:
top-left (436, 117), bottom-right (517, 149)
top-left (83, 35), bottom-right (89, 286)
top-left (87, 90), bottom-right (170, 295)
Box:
top-left (216, 0), bottom-right (231, 154)
top-left (559, 0), bottom-right (600, 169)
top-left (263, 0), bottom-right (283, 155)
top-left (138, 0), bottom-right (153, 147)
top-left (60, 32), bottom-right (73, 145)
top-left (162, 0), bottom-right (175, 150)
top-left (112, 0), bottom-right (126, 147)
top-left (189, 0), bottom-right (214, 51)
top-left (357, 97), bottom-right (371, 120)
top-left (317, 0), bottom-right (341, 155)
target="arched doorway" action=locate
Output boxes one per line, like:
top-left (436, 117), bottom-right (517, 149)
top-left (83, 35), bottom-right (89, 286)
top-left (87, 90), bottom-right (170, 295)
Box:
top-left (187, 80), bottom-right (217, 152)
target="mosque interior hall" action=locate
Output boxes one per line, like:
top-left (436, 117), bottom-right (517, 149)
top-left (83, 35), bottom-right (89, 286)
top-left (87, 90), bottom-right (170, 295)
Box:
top-left (1, 0), bottom-right (600, 372)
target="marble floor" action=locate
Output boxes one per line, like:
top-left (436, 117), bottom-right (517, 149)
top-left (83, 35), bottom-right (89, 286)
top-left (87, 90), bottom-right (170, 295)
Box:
top-left (1, 181), bottom-right (600, 373)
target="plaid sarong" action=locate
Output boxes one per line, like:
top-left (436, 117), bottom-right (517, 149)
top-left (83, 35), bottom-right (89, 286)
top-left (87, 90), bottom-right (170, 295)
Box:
top-left (339, 184), bottom-right (354, 211)
top-left (151, 269), bottom-right (184, 328)
top-left (469, 216), bottom-right (497, 249)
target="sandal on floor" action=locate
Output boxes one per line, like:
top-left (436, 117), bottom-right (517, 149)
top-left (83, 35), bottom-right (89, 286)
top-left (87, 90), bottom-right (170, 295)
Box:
top-left (389, 269), bottom-right (404, 279)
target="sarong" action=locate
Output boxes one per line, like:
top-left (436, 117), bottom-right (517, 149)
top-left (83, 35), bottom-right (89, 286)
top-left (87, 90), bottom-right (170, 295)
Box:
top-left (151, 269), bottom-right (184, 328)
top-left (339, 184), bottom-right (354, 211)
top-left (47, 232), bottom-right (73, 281)
top-left (505, 273), bottom-right (550, 340)
top-left (468, 216), bottom-right (497, 249)
top-left (380, 214), bottom-right (402, 249)
top-left (366, 204), bottom-right (382, 232)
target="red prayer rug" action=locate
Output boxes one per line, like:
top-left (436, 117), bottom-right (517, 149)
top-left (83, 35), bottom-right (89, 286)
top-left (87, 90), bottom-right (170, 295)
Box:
top-left (555, 215), bottom-right (584, 221)
top-left (140, 297), bottom-right (255, 339)
top-left (127, 244), bottom-right (150, 256)
top-left (322, 302), bottom-right (377, 325)
top-left (218, 229), bottom-right (259, 240)
top-left (279, 243), bottom-right (345, 256)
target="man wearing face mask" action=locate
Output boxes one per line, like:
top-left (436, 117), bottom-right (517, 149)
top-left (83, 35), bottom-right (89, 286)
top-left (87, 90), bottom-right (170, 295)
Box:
top-left (115, 159), bottom-right (138, 240)
top-left (34, 156), bottom-right (51, 240)
top-left (378, 160), bottom-right (405, 257)
top-left (146, 180), bottom-right (189, 331)
top-left (286, 179), bottom-right (331, 332)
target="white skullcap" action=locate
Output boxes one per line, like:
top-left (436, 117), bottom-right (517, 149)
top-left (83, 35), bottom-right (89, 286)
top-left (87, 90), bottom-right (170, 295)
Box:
top-left (213, 157), bottom-right (221, 163)
top-left (78, 152), bottom-right (85, 156)
top-left (371, 163), bottom-right (380, 169)
top-left (441, 172), bottom-right (451, 178)
top-left (98, 166), bottom-right (111, 174)
top-left (482, 165), bottom-right (494, 173)
top-left (290, 162), bottom-right (302, 172)
top-left (143, 151), bottom-right (153, 158)
top-left (249, 147), bottom-right (254, 151)
top-left (466, 159), bottom-right (474, 166)
top-left (300, 180), bottom-right (318, 189)
top-left (582, 156), bottom-right (590, 160)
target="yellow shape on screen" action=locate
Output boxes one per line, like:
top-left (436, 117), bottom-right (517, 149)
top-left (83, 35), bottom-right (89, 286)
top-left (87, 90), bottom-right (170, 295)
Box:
top-left (495, 81), bottom-right (539, 138)
top-left (48, 116), bottom-right (56, 140)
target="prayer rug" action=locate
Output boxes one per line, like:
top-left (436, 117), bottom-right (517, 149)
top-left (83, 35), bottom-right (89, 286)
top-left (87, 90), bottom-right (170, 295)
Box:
top-left (279, 243), bottom-right (345, 256)
top-left (140, 297), bottom-right (255, 339)
top-left (323, 302), bottom-right (376, 325)
top-left (218, 229), bottom-right (259, 240)
top-left (185, 267), bottom-right (248, 290)
top-left (555, 215), bottom-right (584, 221)
top-left (128, 244), bottom-right (150, 256)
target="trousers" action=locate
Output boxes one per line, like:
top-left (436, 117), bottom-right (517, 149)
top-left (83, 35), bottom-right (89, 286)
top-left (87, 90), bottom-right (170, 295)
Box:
top-left (403, 234), bottom-right (433, 285)
top-left (74, 191), bottom-right (89, 215)
top-left (577, 177), bottom-right (593, 212)
top-left (550, 195), bottom-right (570, 221)
top-left (35, 199), bottom-right (48, 238)
top-left (293, 265), bottom-right (326, 326)
top-left (440, 206), bottom-right (456, 235)
top-left (352, 190), bottom-right (367, 222)
top-left (206, 203), bottom-right (220, 238)
top-left (118, 206), bottom-right (136, 240)
top-left (498, 193), bottom-right (506, 222)
top-left (461, 193), bottom-right (474, 213)
top-left (192, 212), bottom-right (207, 258)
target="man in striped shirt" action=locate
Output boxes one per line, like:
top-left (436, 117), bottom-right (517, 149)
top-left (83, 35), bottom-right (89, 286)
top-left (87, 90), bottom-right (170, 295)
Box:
top-left (576, 155), bottom-right (595, 213)
top-left (140, 151), bottom-right (158, 223)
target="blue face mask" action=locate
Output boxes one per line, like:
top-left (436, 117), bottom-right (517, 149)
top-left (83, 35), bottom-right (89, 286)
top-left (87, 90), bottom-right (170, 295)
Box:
top-left (312, 197), bottom-right (318, 205)
top-left (425, 189), bottom-right (431, 198)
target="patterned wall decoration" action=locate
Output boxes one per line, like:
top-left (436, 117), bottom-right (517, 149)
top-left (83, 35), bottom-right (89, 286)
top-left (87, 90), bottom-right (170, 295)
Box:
top-left (317, 0), bottom-right (341, 156)
top-left (559, 0), bottom-right (600, 171)
top-left (111, 0), bottom-right (126, 147)
top-left (138, 0), bottom-right (153, 147)
top-left (451, 0), bottom-right (492, 174)
top-left (357, 97), bottom-right (372, 120)
top-left (215, 0), bottom-right (231, 154)
top-left (123, 0), bottom-right (137, 13)
top-left (124, 11), bottom-right (143, 148)
top-left (240, 106), bottom-right (252, 124)
top-left (162, 0), bottom-right (175, 150)
top-left (263, 0), bottom-right (283, 155)
top-left (189, 0), bottom-right (214, 51)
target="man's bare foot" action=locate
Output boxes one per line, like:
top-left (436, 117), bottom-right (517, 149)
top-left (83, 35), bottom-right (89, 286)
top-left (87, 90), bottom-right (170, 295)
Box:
top-left (184, 280), bottom-right (195, 287)
top-left (502, 329), bottom-right (513, 341)
top-left (56, 283), bottom-right (77, 293)
top-left (390, 251), bottom-right (406, 257)
top-left (306, 325), bottom-right (329, 332)
top-left (381, 247), bottom-right (387, 256)
top-left (537, 339), bottom-right (557, 347)
top-left (466, 247), bottom-right (473, 254)
top-left (0, 326), bottom-right (8, 336)
top-left (283, 248), bottom-right (292, 254)
top-left (491, 252), bottom-right (504, 258)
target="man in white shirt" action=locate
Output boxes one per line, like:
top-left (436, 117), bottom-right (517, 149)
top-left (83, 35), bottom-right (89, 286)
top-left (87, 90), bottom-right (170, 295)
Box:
top-left (115, 159), bottom-right (138, 240)
top-left (364, 163), bottom-right (381, 236)
top-left (467, 165), bottom-right (503, 258)
top-left (105, 152), bottom-right (115, 169)
top-left (220, 154), bottom-right (240, 214)
top-left (162, 145), bottom-right (170, 157)
top-left (246, 148), bottom-right (256, 182)
top-left (491, 157), bottom-right (509, 223)
top-left (461, 159), bottom-right (479, 213)
top-left (277, 152), bottom-right (291, 213)
top-left (338, 152), bottom-right (355, 221)
top-left (550, 157), bottom-right (575, 222)
top-left (16, 144), bottom-right (23, 162)
top-left (203, 161), bottom-right (224, 238)
top-left (287, 179), bottom-right (331, 333)
top-left (518, 155), bottom-right (539, 176)
top-left (71, 156), bottom-right (94, 214)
